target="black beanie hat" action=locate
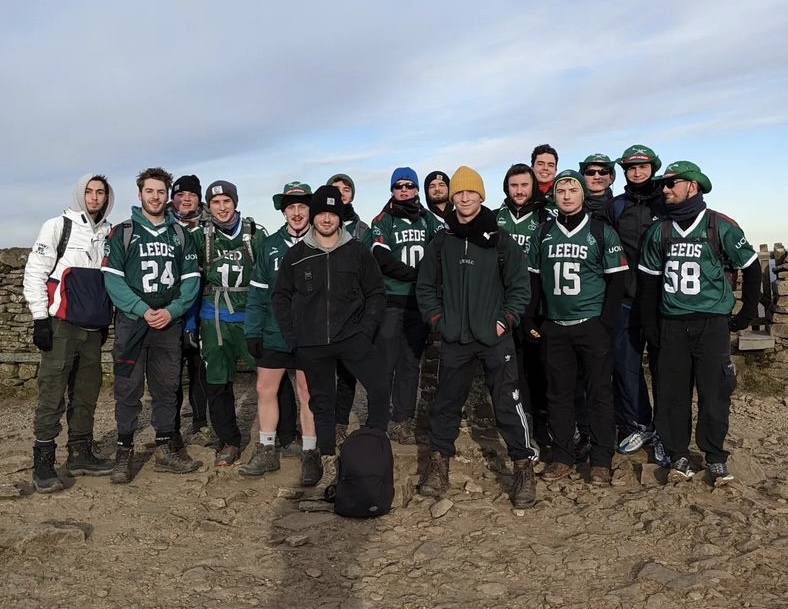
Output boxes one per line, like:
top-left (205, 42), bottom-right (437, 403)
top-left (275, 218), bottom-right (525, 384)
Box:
top-left (309, 185), bottom-right (343, 223)
top-left (423, 171), bottom-right (449, 193)
top-left (171, 175), bottom-right (202, 202)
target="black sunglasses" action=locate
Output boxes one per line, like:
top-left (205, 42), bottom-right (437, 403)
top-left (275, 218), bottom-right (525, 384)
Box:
top-left (662, 178), bottom-right (687, 189)
top-left (393, 182), bottom-right (418, 191)
top-left (583, 168), bottom-right (611, 177)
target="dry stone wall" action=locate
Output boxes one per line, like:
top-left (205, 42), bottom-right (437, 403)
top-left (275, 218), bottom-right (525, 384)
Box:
top-left (1, 245), bottom-right (787, 397)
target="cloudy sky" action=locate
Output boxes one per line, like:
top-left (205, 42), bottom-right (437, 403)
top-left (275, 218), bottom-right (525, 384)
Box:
top-left (2, 0), bottom-right (786, 248)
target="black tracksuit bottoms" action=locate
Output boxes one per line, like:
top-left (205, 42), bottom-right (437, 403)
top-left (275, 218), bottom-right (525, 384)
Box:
top-left (541, 318), bottom-right (616, 468)
top-left (654, 316), bottom-right (735, 465)
top-left (428, 335), bottom-right (536, 461)
top-left (297, 333), bottom-right (390, 456)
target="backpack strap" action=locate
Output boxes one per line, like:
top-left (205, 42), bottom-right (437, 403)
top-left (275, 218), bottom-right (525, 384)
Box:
top-left (121, 219), bottom-right (134, 251)
top-left (241, 217), bottom-right (256, 265)
top-left (659, 218), bottom-right (672, 258)
top-left (203, 219), bottom-right (216, 264)
top-left (354, 221), bottom-right (368, 244)
top-left (50, 216), bottom-right (73, 275)
top-left (172, 222), bottom-right (185, 249)
top-left (537, 217), bottom-right (555, 251)
top-left (611, 197), bottom-right (626, 227)
top-left (589, 217), bottom-right (605, 259)
top-left (705, 209), bottom-right (724, 265)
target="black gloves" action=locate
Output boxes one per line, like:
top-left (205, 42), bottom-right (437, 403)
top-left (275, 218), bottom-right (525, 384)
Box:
top-left (33, 318), bottom-right (53, 351)
top-left (247, 338), bottom-right (264, 359)
top-left (100, 327), bottom-right (109, 345)
top-left (729, 315), bottom-right (751, 332)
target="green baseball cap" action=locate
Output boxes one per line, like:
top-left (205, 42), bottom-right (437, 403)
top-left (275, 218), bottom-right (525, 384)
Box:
top-left (654, 161), bottom-right (712, 194)
top-left (273, 181), bottom-right (312, 211)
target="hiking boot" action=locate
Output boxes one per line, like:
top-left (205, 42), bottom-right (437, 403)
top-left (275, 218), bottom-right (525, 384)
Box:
top-left (389, 419), bottom-right (416, 445)
top-left (667, 457), bottom-right (695, 483)
top-left (617, 424), bottom-right (656, 454)
top-left (589, 466), bottom-right (612, 486)
top-left (301, 449), bottom-right (322, 487)
top-left (278, 437), bottom-right (303, 458)
top-left (32, 443), bottom-right (64, 493)
top-left (311, 454), bottom-right (338, 500)
top-left (154, 442), bottom-right (201, 474)
top-left (510, 459), bottom-right (536, 508)
top-left (170, 433), bottom-right (194, 462)
top-left (708, 462), bottom-right (734, 487)
top-left (65, 439), bottom-right (113, 476)
top-left (110, 446), bottom-right (134, 484)
top-left (239, 443), bottom-right (280, 477)
top-left (335, 424), bottom-right (349, 449)
top-left (190, 426), bottom-right (219, 448)
top-left (652, 438), bottom-right (671, 468)
top-left (542, 461), bottom-right (573, 482)
top-left (214, 444), bottom-right (240, 466)
top-left (419, 451), bottom-right (450, 498)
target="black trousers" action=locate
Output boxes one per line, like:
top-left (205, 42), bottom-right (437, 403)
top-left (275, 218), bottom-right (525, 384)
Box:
top-left (207, 382), bottom-right (240, 448)
top-left (655, 316), bottom-right (735, 464)
top-left (428, 336), bottom-right (536, 461)
top-left (541, 318), bottom-right (616, 468)
top-left (374, 306), bottom-right (428, 422)
top-left (334, 361), bottom-right (356, 426)
top-left (513, 327), bottom-right (550, 447)
top-left (275, 375), bottom-right (299, 445)
top-left (176, 343), bottom-right (209, 434)
top-left (297, 333), bottom-right (390, 455)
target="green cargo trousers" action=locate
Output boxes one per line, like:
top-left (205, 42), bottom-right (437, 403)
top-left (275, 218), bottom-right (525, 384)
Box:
top-left (34, 318), bottom-right (103, 441)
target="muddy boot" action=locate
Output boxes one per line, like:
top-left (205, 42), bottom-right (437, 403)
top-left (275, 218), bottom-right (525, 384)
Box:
top-left (301, 449), bottom-right (322, 487)
top-left (154, 442), bottom-right (201, 474)
top-left (110, 446), bottom-right (134, 485)
top-left (419, 451), bottom-right (449, 498)
top-left (389, 419), bottom-right (416, 445)
top-left (335, 424), bottom-right (349, 449)
top-left (32, 442), bottom-right (64, 493)
top-left (510, 459), bottom-right (536, 508)
top-left (170, 433), bottom-right (195, 463)
top-left (65, 439), bottom-right (113, 476)
top-left (310, 455), bottom-right (338, 500)
top-left (239, 443), bottom-right (280, 477)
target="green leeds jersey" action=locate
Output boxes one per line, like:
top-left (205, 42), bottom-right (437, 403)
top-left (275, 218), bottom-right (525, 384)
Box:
top-left (638, 209), bottom-right (757, 316)
top-left (245, 225), bottom-right (301, 352)
top-left (101, 207), bottom-right (201, 319)
top-left (371, 209), bottom-right (443, 297)
top-left (527, 214), bottom-right (628, 321)
top-left (193, 219), bottom-right (266, 313)
top-left (496, 203), bottom-right (557, 252)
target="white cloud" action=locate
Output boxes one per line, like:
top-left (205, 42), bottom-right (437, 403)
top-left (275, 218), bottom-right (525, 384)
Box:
top-left (2, 0), bottom-right (787, 246)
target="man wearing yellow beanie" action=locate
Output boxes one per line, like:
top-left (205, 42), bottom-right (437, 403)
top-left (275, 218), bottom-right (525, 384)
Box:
top-left (416, 166), bottom-right (538, 508)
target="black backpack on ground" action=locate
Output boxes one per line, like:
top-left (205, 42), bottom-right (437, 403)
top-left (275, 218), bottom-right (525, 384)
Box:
top-left (333, 427), bottom-right (394, 518)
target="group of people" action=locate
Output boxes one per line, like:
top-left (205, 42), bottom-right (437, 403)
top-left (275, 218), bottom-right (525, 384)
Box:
top-left (22, 141), bottom-right (759, 509)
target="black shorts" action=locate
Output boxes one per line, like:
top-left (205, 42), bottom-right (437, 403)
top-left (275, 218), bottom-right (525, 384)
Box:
top-left (256, 348), bottom-right (297, 370)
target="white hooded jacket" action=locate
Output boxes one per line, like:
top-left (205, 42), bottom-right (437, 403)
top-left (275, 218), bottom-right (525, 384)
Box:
top-left (23, 174), bottom-right (115, 320)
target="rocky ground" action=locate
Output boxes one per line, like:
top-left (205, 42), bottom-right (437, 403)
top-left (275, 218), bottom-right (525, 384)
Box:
top-left (1, 373), bottom-right (788, 609)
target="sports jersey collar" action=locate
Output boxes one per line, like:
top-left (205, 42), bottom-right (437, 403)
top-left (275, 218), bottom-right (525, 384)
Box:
top-left (555, 212), bottom-right (589, 239)
top-left (672, 208), bottom-right (706, 238)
